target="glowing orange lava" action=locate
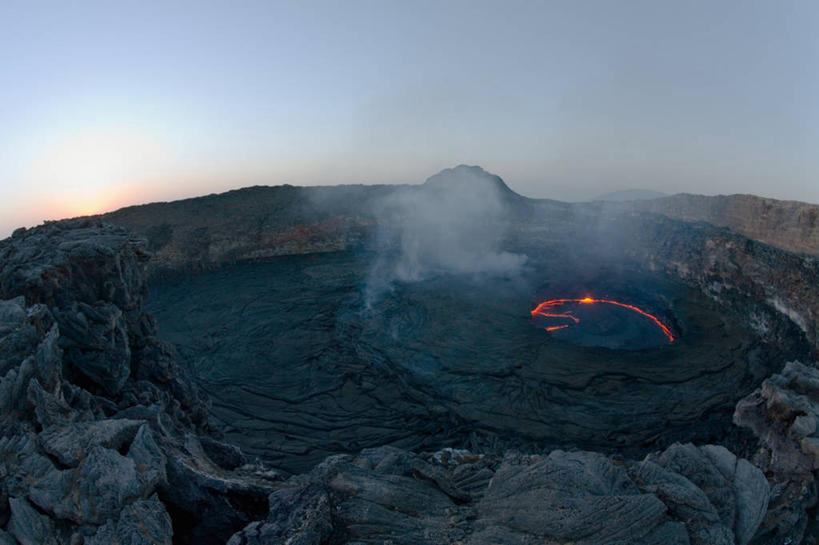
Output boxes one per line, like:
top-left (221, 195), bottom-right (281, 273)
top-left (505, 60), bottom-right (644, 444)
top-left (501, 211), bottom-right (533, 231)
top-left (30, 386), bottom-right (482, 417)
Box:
top-left (531, 297), bottom-right (675, 343)
top-left (545, 325), bottom-right (569, 332)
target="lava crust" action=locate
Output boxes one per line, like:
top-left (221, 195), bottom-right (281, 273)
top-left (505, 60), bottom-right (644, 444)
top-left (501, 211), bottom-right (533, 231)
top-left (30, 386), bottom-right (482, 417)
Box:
top-left (149, 250), bottom-right (809, 474)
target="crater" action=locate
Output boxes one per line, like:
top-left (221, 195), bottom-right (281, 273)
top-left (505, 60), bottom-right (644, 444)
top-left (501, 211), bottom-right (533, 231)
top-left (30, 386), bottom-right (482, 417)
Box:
top-left (148, 247), bottom-right (811, 474)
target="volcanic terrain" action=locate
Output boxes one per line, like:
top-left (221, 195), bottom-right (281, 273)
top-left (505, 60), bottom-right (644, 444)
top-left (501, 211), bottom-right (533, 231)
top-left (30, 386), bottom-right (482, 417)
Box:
top-left (1, 165), bottom-right (818, 544)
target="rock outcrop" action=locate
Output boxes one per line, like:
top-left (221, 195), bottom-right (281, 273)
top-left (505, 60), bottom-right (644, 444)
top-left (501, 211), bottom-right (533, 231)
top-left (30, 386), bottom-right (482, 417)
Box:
top-left (0, 220), bottom-right (283, 545)
top-left (734, 361), bottom-right (819, 543)
top-left (227, 443), bottom-right (770, 545)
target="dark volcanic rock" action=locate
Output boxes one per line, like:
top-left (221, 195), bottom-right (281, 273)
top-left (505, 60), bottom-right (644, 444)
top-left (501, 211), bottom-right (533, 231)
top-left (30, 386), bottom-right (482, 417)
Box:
top-left (642, 443), bottom-right (770, 545)
top-left (38, 418), bottom-right (143, 466)
top-left (734, 361), bottom-right (819, 543)
top-left (228, 444), bottom-right (770, 544)
top-left (85, 495), bottom-right (173, 545)
top-left (226, 484), bottom-right (332, 545)
top-left (54, 302), bottom-right (131, 394)
top-left (7, 496), bottom-right (57, 545)
top-left (474, 450), bottom-right (674, 544)
top-left (0, 220), bottom-right (281, 545)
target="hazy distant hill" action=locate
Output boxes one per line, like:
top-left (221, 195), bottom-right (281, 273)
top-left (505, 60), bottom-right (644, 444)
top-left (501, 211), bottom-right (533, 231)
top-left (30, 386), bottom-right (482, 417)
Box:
top-left (592, 189), bottom-right (667, 202)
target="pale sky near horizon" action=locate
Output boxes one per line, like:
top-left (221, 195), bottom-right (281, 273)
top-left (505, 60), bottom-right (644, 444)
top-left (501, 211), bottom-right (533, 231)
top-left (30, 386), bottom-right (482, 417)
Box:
top-left (1, 0), bottom-right (817, 237)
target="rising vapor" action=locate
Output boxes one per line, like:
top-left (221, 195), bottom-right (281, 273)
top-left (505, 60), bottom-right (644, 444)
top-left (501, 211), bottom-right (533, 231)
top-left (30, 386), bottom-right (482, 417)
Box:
top-left (365, 165), bottom-right (527, 304)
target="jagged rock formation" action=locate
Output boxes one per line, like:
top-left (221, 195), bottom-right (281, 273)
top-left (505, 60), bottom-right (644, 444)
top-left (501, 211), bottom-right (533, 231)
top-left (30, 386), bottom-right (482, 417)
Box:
top-left (734, 361), bottom-right (819, 542)
top-left (0, 220), bottom-right (282, 544)
top-left (225, 443), bottom-right (770, 545)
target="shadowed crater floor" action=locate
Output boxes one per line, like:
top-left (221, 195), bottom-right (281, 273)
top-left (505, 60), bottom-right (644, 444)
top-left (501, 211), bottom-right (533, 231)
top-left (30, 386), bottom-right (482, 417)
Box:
top-left (148, 250), bottom-right (810, 474)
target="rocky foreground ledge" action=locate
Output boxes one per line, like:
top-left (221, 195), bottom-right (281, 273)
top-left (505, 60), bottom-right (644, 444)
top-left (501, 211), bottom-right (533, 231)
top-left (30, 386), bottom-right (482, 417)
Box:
top-left (0, 219), bottom-right (818, 544)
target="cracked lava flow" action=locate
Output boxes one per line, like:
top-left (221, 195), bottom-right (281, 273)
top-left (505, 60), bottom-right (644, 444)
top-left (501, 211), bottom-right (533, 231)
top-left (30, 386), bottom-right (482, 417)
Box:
top-left (531, 297), bottom-right (675, 343)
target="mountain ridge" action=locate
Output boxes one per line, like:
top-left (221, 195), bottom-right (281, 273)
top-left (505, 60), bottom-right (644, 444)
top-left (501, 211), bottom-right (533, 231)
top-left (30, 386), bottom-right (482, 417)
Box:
top-left (95, 168), bottom-right (819, 265)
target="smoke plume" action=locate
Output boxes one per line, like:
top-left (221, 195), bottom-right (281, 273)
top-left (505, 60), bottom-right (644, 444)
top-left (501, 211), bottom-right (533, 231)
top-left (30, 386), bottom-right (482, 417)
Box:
top-left (366, 165), bottom-right (527, 303)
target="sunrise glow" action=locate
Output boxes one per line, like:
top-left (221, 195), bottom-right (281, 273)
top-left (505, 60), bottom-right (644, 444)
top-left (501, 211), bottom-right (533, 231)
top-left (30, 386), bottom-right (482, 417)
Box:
top-left (21, 127), bottom-right (177, 220)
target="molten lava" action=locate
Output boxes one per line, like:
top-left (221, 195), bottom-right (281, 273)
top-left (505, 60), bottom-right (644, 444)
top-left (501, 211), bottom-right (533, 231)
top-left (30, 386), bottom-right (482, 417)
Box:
top-left (545, 324), bottom-right (569, 332)
top-left (531, 297), bottom-right (675, 343)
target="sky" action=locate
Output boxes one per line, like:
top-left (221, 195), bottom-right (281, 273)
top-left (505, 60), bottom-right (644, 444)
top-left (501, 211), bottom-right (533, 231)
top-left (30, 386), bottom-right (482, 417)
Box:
top-left (1, 0), bottom-right (817, 236)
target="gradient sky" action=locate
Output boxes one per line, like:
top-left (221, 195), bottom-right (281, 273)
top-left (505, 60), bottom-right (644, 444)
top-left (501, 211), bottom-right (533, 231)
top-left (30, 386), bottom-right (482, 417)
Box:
top-left (1, 0), bottom-right (817, 236)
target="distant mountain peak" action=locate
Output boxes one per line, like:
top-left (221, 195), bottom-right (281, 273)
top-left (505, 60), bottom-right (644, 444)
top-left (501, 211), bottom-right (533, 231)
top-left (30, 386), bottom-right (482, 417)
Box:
top-left (423, 165), bottom-right (520, 198)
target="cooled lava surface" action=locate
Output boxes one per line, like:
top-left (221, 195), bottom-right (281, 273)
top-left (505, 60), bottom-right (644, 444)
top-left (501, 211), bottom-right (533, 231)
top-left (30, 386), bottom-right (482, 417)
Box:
top-left (149, 250), bottom-right (809, 473)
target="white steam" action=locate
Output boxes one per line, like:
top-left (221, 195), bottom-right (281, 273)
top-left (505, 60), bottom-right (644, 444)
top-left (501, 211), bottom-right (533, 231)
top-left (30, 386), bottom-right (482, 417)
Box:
top-left (366, 166), bottom-right (527, 303)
